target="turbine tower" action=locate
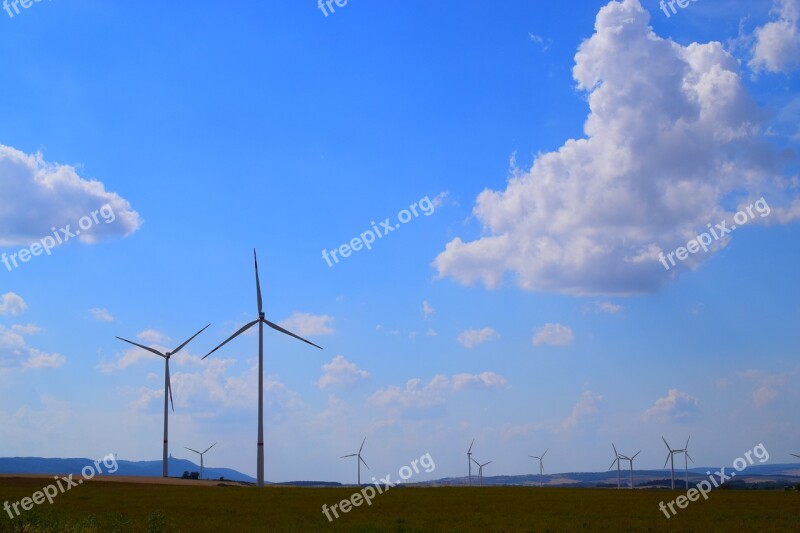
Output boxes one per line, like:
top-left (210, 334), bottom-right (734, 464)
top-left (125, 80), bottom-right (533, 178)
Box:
top-left (623, 450), bottom-right (641, 490)
top-left (467, 439), bottom-right (475, 486)
top-left (529, 448), bottom-right (548, 487)
top-left (680, 437), bottom-right (694, 490)
top-left (341, 437), bottom-right (369, 486)
top-left (663, 436), bottom-right (690, 490)
top-left (203, 250), bottom-right (323, 488)
top-left (472, 458), bottom-right (491, 486)
top-left (184, 443), bottom-right (216, 480)
top-left (609, 444), bottom-right (623, 489)
top-left (115, 324), bottom-right (209, 478)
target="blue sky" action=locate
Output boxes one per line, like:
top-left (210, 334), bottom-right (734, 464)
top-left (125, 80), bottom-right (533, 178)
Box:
top-left (1, 0), bottom-right (798, 483)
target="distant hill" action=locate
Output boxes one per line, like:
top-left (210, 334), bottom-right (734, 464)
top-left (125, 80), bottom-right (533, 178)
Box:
top-left (0, 456), bottom-right (255, 483)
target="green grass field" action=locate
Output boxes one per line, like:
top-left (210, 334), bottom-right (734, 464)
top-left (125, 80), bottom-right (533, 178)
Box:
top-left (1, 477), bottom-right (798, 532)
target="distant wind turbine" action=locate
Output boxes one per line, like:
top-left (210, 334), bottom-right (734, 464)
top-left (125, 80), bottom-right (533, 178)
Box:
top-left (184, 443), bottom-right (216, 480)
top-left (472, 457), bottom-right (491, 486)
top-left (791, 453), bottom-right (800, 460)
top-left (623, 451), bottom-right (641, 490)
top-left (467, 439), bottom-right (475, 486)
top-left (116, 324), bottom-right (209, 478)
top-left (609, 444), bottom-right (623, 489)
top-left (203, 250), bottom-right (322, 487)
top-left (663, 436), bottom-right (691, 490)
top-left (341, 437), bottom-right (369, 486)
top-left (529, 449), bottom-right (548, 487)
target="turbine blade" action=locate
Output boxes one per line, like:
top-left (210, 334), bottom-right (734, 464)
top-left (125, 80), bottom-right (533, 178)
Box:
top-left (471, 457), bottom-right (481, 466)
top-left (115, 337), bottom-right (165, 358)
top-left (685, 436), bottom-right (691, 450)
top-left (791, 454), bottom-right (800, 459)
top-left (686, 452), bottom-right (694, 464)
top-left (167, 359), bottom-right (174, 412)
top-left (484, 461), bottom-right (492, 466)
top-left (632, 451), bottom-right (641, 460)
top-left (254, 249), bottom-right (263, 315)
top-left (341, 454), bottom-right (357, 458)
top-left (359, 437), bottom-right (366, 454)
top-left (185, 447), bottom-right (201, 454)
top-left (612, 443), bottom-right (618, 456)
top-left (202, 320), bottom-right (259, 360)
top-left (663, 454), bottom-right (671, 469)
top-left (360, 456), bottom-right (370, 469)
top-left (662, 436), bottom-right (670, 450)
top-left (468, 439), bottom-right (474, 453)
top-left (203, 443), bottom-right (217, 454)
top-left (171, 324), bottom-right (211, 356)
top-left (264, 319), bottom-right (323, 349)
top-left (542, 449), bottom-right (548, 459)
top-left (609, 458), bottom-right (618, 470)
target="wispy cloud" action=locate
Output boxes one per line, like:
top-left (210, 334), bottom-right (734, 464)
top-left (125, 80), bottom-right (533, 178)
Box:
top-left (457, 327), bottom-right (498, 349)
top-left (0, 293), bottom-right (27, 316)
top-left (279, 312), bottom-right (335, 336)
top-left (532, 323), bottom-right (574, 347)
top-left (317, 355), bottom-right (369, 391)
top-left (89, 308), bottom-right (114, 322)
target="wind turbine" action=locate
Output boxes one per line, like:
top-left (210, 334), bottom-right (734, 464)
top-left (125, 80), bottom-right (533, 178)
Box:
top-left (203, 250), bottom-right (322, 488)
top-left (663, 436), bottom-right (690, 490)
top-left (341, 437), bottom-right (369, 486)
top-left (472, 457), bottom-right (491, 486)
top-left (184, 443), bottom-right (216, 480)
top-left (609, 444), bottom-right (623, 489)
top-left (115, 324), bottom-right (209, 478)
top-left (467, 439), bottom-right (475, 486)
top-left (623, 451), bottom-right (641, 490)
top-left (529, 448), bottom-right (548, 487)
top-left (680, 437), bottom-right (694, 490)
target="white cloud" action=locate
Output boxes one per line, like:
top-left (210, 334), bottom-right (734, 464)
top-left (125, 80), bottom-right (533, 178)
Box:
top-left (0, 293), bottom-right (27, 316)
top-left (422, 300), bottom-right (435, 320)
top-left (750, 0), bottom-right (800, 74)
top-left (642, 389), bottom-right (700, 422)
top-left (317, 355), bottom-right (369, 390)
top-left (369, 371), bottom-right (507, 414)
top-left (560, 390), bottom-right (603, 432)
top-left (451, 371), bottom-right (507, 391)
top-left (11, 324), bottom-right (42, 335)
top-left (0, 144), bottom-right (141, 246)
top-left (434, 0), bottom-right (798, 296)
top-left (738, 369), bottom-right (788, 408)
top-left (137, 329), bottom-right (169, 344)
top-left (89, 307), bottom-right (114, 322)
top-left (585, 301), bottom-right (623, 314)
top-left (279, 312), bottom-right (335, 337)
top-left (0, 325), bottom-right (65, 371)
top-left (426, 328), bottom-right (438, 337)
top-left (457, 327), bottom-right (498, 349)
top-left (532, 323), bottom-right (574, 346)
top-left (529, 33), bottom-right (552, 51)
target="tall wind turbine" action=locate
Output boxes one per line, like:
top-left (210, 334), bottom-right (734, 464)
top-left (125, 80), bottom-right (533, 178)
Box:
top-left (663, 436), bottom-right (689, 490)
top-left (609, 444), bottom-right (623, 489)
top-left (681, 437), bottom-right (694, 490)
top-left (116, 324), bottom-right (209, 478)
top-left (529, 449), bottom-right (548, 487)
top-left (467, 439), bottom-right (475, 486)
top-left (341, 437), bottom-right (369, 486)
top-left (203, 250), bottom-right (322, 488)
top-left (623, 451), bottom-right (641, 490)
top-left (472, 458), bottom-right (491, 486)
top-left (184, 443), bottom-right (216, 480)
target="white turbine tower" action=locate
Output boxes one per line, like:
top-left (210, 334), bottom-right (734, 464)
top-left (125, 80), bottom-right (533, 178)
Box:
top-left (184, 443), bottom-right (216, 480)
top-left (529, 449), bottom-right (548, 487)
top-left (115, 324), bottom-right (209, 478)
top-left (663, 436), bottom-right (691, 490)
top-left (472, 458), bottom-right (492, 486)
top-left (203, 250), bottom-right (323, 488)
top-left (609, 444), bottom-right (623, 489)
top-left (622, 451), bottom-right (641, 490)
top-left (467, 439), bottom-right (475, 486)
top-left (341, 437), bottom-right (369, 486)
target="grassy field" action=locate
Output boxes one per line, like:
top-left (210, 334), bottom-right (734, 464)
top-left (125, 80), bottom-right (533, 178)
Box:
top-left (0, 477), bottom-right (798, 531)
